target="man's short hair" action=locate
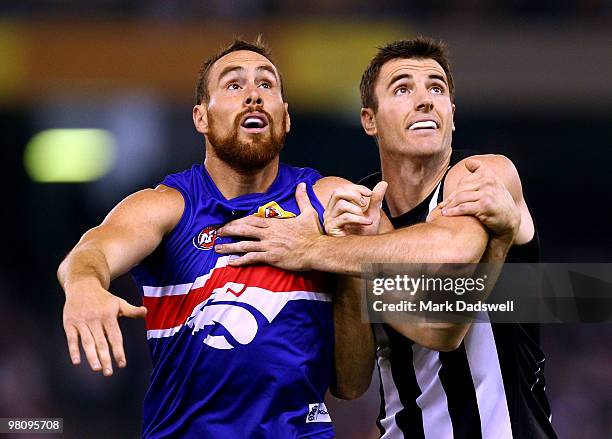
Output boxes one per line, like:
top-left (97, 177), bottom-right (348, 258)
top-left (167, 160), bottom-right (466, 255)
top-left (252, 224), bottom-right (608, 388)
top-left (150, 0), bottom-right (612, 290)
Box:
top-left (360, 37), bottom-right (455, 111)
top-left (195, 36), bottom-right (284, 104)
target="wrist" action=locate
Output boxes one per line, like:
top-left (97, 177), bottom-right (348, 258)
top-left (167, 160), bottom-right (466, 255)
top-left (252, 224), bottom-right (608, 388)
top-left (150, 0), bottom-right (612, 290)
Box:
top-left (63, 276), bottom-right (105, 296)
top-left (488, 233), bottom-right (513, 258)
top-left (307, 234), bottom-right (331, 271)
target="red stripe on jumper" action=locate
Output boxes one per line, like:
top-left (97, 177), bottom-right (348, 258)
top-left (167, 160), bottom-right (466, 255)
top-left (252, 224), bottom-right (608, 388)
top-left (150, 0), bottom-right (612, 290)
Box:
top-left (143, 265), bottom-right (326, 330)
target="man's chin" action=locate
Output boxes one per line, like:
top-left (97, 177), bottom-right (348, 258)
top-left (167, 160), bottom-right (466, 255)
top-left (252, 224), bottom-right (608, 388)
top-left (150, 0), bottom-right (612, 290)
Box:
top-left (221, 143), bottom-right (282, 172)
top-left (392, 140), bottom-right (449, 157)
top-left (225, 155), bottom-right (278, 173)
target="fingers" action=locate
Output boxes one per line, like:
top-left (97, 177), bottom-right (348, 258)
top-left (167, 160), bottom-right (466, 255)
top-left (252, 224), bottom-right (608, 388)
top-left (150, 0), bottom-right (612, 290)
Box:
top-left (104, 318), bottom-right (127, 368)
top-left (118, 299), bottom-right (147, 319)
top-left (325, 184), bottom-right (375, 226)
top-left (441, 191), bottom-right (481, 213)
top-left (441, 201), bottom-right (480, 217)
top-left (90, 322), bottom-right (114, 376)
top-left (227, 252), bottom-right (268, 267)
top-left (339, 212), bottom-right (374, 225)
top-left (215, 240), bottom-right (264, 255)
top-left (441, 180), bottom-right (482, 204)
top-left (64, 324), bottom-right (81, 365)
top-left (331, 199), bottom-right (366, 217)
top-left (439, 175), bottom-right (497, 209)
top-left (75, 322), bottom-right (102, 373)
top-left (224, 215), bottom-right (270, 230)
top-left (326, 185), bottom-right (372, 212)
top-left (366, 181), bottom-right (387, 215)
top-left (327, 213), bottom-right (373, 230)
top-left (63, 287), bottom-right (139, 376)
top-left (295, 183), bottom-right (314, 214)
top-left (69, 307), bottom-right (134, 375)
top-left (217, 222), bottom-right (264, 239)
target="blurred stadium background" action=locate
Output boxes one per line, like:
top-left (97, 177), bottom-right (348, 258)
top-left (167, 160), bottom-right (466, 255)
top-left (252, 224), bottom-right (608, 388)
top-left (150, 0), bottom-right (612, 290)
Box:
top-left (1, 1), bottom-right (611, 438)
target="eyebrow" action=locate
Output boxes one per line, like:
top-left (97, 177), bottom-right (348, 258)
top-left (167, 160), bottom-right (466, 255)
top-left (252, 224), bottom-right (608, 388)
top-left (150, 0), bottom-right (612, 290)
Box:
top-left (387, 73), bottom-right (448, 88)
top-left (429, 74), bottom-right (448, 85)
top-left (256, 65), bottom-right (278, 80)
top-left (217, 65), bottom-right (278, 82)
top-left (388, 73), bottom-right (411, 88)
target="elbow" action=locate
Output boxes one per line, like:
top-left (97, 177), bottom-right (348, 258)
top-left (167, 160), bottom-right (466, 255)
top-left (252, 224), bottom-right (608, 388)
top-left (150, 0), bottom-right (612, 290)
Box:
top-left (438, 241), bottom-right (483, 264)
top-left (330, 366), bottom-right (374, 400)
top-left (330, 382), bottom-right (370, 400)
top-left (430, 226), bottom-right (485, 264)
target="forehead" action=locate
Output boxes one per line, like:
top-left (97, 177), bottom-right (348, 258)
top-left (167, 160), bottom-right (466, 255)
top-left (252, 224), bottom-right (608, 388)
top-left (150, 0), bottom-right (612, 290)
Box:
top-left (209, 50), bottom-right (278, 79)
top-left (377, 57), bottom-right (447, 85)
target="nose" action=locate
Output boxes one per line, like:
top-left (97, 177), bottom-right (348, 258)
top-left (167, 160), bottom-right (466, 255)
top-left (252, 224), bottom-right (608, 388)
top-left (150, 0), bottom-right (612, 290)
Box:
top-left (244, 88), bottom-right (263, 107)
top-left (414, 88), bottom-right (433, 112)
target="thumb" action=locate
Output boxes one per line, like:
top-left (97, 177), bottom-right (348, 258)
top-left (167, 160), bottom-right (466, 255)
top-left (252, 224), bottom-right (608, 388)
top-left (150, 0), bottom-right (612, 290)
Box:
top-left (366, 181), bottom-right (388, 215)
top-left (119, 299), bottom-right (147, 319)
top-left (464, 158), bottom-right (482, 174)
top-left (295, 182), bottom-right (313, 214)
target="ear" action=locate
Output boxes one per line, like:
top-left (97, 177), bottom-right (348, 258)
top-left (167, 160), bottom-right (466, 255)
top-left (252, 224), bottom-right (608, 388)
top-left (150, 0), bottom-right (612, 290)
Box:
top-left (193, 104), bottom-right (208, 134)
top-left (451, 103), bottom-right (456, 131)
top-left (284, 102), bottom-right (291, 133)
top-left (360, 107), bottom-right (377, 136)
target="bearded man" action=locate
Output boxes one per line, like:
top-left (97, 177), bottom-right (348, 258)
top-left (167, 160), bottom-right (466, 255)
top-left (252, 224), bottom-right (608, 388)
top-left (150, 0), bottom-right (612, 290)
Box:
top-left (57, 38), bottom-right (359, 438)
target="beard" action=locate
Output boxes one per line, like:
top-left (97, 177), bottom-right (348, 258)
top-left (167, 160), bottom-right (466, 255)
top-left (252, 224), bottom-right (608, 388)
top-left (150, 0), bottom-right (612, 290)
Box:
top-left (207, 110), bottom-right (286, 173)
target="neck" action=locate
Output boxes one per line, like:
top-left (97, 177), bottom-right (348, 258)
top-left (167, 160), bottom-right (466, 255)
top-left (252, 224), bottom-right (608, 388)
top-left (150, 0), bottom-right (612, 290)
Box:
top-left (380, 146), bottom-right (452, 217)
top-left (204, 145), bottom-right (279, 200)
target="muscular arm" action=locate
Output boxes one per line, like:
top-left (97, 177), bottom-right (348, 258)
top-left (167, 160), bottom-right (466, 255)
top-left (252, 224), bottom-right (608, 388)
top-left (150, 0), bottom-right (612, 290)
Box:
top-left (312, 177), bottom-right (376, 400)
top-left (216, 156), bottom-right (530, 352)
top-left (216, 171), bottom-right (487, 353)
top-left (308, 165), bottom-right (489, 277)
top-left (400, 154), bottom-right (532, 350)
top-left (57, 185), bottom-right (184, 375)
top-left (440, 154), bottom-right (534, 248)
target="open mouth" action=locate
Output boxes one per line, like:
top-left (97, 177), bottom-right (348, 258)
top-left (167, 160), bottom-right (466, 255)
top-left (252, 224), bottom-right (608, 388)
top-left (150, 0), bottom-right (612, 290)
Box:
top-left (408, 120), bottom-right (438, 131)
top-left (240, 113), bottom-right (269, 132)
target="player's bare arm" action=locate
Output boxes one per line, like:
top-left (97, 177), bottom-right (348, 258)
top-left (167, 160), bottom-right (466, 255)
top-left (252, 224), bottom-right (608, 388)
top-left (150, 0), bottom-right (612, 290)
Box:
top-left (394, 155), bottom-right (525, 350)
top-left (57, 185), bottom-right (184, 376)
top-left (440, 155), bottom-right (533, 249)
top-left (224, 177), bottom-right (381, 399)
top-left (215, 161), bottom-right (490, 352)
top-left (216, 159), bottom-right (526, 350)
top-left (216, 160), bottom-right (489, 274)
top-left (327, 156), bottom-right (528, 350)
top-left (313, 177), bottom-right (380, 400)
top-left (318, 179), bottom-right (389, 398)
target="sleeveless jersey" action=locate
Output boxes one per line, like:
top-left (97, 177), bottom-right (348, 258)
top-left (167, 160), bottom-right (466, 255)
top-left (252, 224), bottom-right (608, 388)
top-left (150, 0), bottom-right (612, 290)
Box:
top-left (360, 149), bottom-right (557, 439)
top-left (131, 163), bottom-right (335, 439)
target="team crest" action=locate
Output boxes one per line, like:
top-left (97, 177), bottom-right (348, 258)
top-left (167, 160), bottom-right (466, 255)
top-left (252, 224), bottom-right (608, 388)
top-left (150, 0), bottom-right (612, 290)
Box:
top-left (255, 201), bottom-right (296, 219)
top-left (193, 225), bottom-right (219, 250)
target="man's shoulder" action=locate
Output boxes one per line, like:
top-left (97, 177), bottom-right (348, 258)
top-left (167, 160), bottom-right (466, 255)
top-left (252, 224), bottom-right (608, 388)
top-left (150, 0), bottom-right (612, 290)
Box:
top-left (161, 163), bottom-right (204, 185)
top-left (446, 151), bottom-right (521, 191)
top-left (279, 162), bottom-right (323, 182)
top-left (311, 176), bottom-right (353, 206)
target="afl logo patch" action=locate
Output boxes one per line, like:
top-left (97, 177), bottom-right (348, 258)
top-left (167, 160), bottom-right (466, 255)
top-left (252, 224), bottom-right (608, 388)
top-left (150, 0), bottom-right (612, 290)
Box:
top-left (193, 225), bottom-right (219, 250)
top-left (255, 201), bottom-right (296, 219)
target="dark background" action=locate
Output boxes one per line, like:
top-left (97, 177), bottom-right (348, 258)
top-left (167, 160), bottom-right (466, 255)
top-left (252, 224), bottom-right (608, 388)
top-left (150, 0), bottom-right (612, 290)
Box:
top-left (0, 1), bottom-right (610, 438)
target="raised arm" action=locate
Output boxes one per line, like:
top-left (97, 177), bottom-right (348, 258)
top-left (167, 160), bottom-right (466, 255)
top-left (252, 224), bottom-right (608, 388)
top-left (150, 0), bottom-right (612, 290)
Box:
top-left (57, 185), bottom-right (184, 376)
